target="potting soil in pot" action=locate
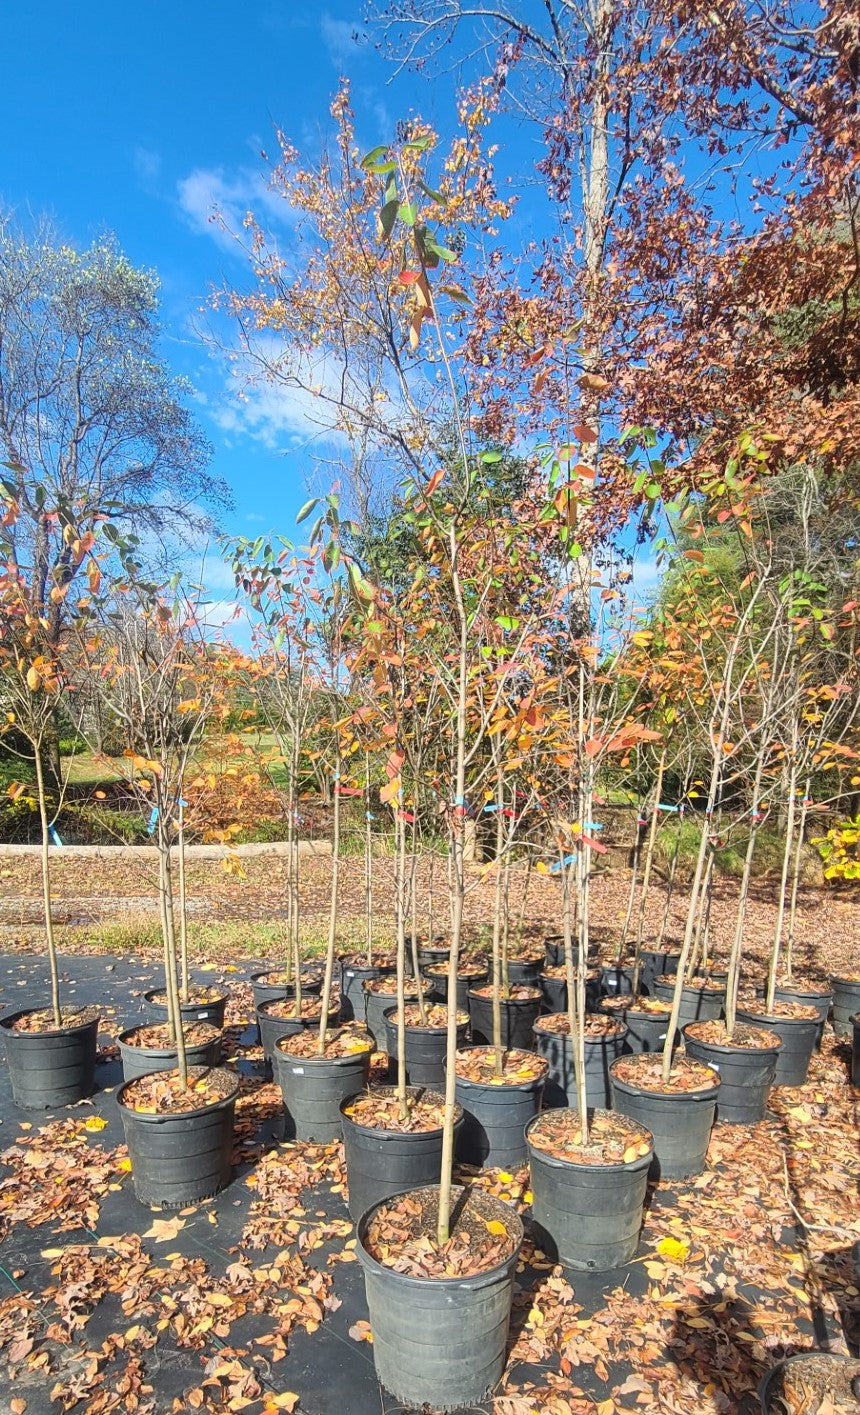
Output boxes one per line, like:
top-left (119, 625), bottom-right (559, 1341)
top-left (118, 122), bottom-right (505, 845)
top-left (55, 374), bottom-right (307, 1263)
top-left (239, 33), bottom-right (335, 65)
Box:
top-left (119, 1065), bottom-right (235, 1114)
top-left (8, 1005), bottom-right (98, 1032)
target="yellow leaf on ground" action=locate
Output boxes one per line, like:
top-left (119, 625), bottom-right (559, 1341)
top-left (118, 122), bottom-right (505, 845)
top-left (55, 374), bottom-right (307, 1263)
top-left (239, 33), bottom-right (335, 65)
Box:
top-left (484, 1219), bottom-right (508, 1236)
top-left (656, 1236), bottom-right (690, 1263)
top-left (83, 1116), bottom-right (108, 1132)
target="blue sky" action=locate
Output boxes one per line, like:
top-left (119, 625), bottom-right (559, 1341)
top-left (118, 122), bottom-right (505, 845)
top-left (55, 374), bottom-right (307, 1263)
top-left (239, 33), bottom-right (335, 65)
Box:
top-left (1, 1), bottom-right (468, 601)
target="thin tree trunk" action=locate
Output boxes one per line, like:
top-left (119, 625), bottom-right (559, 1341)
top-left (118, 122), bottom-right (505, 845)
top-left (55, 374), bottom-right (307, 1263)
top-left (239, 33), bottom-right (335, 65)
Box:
top-left (364, 751), bottom-right (373, 965)
top-left (159, 820), bottom-right (187, 1087)
top-left (437, 549), bottom-right (468, 1246)
top-left (177, 809), bottom-right (189, 1004)
top-left (725, 755), bottom-right (768, 1037)
top-left (632, 750), bottom-right (665, 993)
top-left (661, 729), bottom-right (727, 1083)
top-left (771, 756), bottom-right (799, 988)
top-left (33, 744), bottom-right (62, 1028)
top-left (393, 806), bottom-right (409, 1119)
top-left (491, 759), bottom-right (505, 1077)
top-left (657, 805), bottom-right (684, 951)
top-left (786, 783), bottom-right (811, 981)
top-left (318, 749), bottom-right (341, 1055)
top-left (618, 809), bottom-right (644, 957)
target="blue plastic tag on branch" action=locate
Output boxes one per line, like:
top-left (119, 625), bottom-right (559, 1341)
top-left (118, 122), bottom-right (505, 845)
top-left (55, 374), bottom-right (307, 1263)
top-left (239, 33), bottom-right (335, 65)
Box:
top-left (147, 806), bottom-right (159, 835)
top-left (48, 825), bottom-right (63, 847)
top-left (657, 803), bottom-right (679, 812)
top-left (549, 852), bottom-right (578, 874)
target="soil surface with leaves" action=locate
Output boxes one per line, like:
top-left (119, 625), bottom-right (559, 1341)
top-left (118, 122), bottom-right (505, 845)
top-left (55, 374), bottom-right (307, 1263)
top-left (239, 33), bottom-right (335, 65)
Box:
top-left (0, 858), bottom-right (858, 1414)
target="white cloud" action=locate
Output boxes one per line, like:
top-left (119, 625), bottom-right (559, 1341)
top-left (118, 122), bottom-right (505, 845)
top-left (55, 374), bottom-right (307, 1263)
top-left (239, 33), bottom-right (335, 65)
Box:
top-left (320, 14), bottom-right (367, 65)
top-left (133, 146), bottom-right (162, 190)
top-left (176, 166), bottom-right (293, 252)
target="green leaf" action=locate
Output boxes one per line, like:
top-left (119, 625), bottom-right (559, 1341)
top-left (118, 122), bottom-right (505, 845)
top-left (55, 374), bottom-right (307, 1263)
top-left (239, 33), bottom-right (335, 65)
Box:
top-left (425, 236), bottom-right (457, 263)
top-left (398, 202), bottom-right (417, 227)
top-left (360, 146), bottom-right (396, 174)
top-left (645, 482), bottom-right (661, 500)
top-left (403, 135), bottom-right (432, 152)
top-left (480, 450), bottom-right (503, 464)
top-left (418, 178), bottom-right (444, 203)
top-left (378, 199), bottom-right (399, 238)
top-left (296, 498), bottom-right (318, 524)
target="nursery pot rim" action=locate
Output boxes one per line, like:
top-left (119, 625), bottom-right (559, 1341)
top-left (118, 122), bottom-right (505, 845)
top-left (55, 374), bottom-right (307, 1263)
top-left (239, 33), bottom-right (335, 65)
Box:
top-left (533, 1013), bottom-right (627, 1040)
top-left (735, 1003), bottom-right (819, 1024)
top-left (756, 1350), bottom-right (860, 1414)
top-left (339, 1087), bottom-right (459, 1136)
top-left (356, 1183), bottom-right (523, 1291)
top-left (274, 1037), bottom-right (374, 1064)
top-left (609, 1054), bottom-right (721, 1099)
top-left (682, 1021), bottom-right (783, 1054)
top-left (258, 997), bottom-right (337, 1021)
top-left (524, 1107), bottom-right (654, 1173)
top-left (144, 987), bottom-right (228, 1008)
top-left (118, 1022), bottom-right (220, 1053)
top-left (0, 1006), bottom-right (100, 1039)
top-left (766, 979), bottom-right (832, 997)
top-left (382, 1004), bottom-right (469, 1035)
top-left (454, 1046), bottom-right (548, 1088)
top-left (116, 1064), bottom-right (238, 1122)
top-left (467, 985), bottom-right (542, 1003)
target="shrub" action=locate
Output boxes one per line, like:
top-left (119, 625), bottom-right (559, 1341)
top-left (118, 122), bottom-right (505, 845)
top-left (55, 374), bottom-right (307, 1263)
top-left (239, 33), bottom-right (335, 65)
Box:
top-left (812, 817), bottom-right (860, 882)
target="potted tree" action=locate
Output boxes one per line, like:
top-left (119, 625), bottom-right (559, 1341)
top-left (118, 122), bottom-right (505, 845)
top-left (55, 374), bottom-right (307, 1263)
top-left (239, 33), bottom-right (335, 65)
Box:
top-left (0, 488), bottom-right (99, 1108)
top-left (88, 584), bottom-right (239, 1207)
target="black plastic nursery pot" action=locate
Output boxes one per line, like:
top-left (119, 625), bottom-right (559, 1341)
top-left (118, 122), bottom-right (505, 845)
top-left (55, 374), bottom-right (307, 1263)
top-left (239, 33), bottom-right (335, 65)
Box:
top-left (250, 968), bottom-right (323, 1012)
top-left (383, 1008), bottom-right (470, 1088)
top-left (525, 1109), bottom-right (653, 1271)
top-left (538, 970), bottom-right (601, 1016)
top-left (599, 964), bottom-right (635, 999)
top-left (144, 989), bottom-right (227, 1029)
top-left (416, 943), bottom-right (450, 973)
top-left (117, 1066), bottom-right (239, 1207)
top-left (755, 981), bottom-right (832, 1048)
top-left (118, 1025), bottom-right (221, 1082)
top-left (0, 1008), bottom-right (99, 1110)
top-left (455, 1051), bottom-right (547, 1170)
top-left (638, 948), bottom-right (682, 994)
top-left (468, 987), bottom-right (542, 1050)
top-left (599, 999), bottom-right (675, 1056)
top-left (653, 978), bottom-right (726, 1030)
top-left (274, 1040), bottom-right (372, 1142)
top-left (683, 1022), bottom-right (781, 1124)
top-left (356, 1184), bottom-right (523, 1412)
top-left (544, 936), bottom-right (579, 970)
top-left (830, 974), bottom-right (860, 1038)
top-left (609, 1056), bottom-right (720, 1180)
top-left (504, 956), bottom-right (544, 987)
top-left (256, 999), bottom-right (340, 1066)
top-left (853, 1014), bottom-right (860, 1090)
top-left (362, 981), bottom-right (429, 1052)
top-left (424, 963), bottom-right (488, 1011)
top-left (735, 1004), bottom-right (818, 1087)
top-left (758, 1352), bottom-right (860, 1414)
top-left (339, 960), bottom-right (392, 1022)
top-left (340, 1086), bottom-right (460, 1221)
top-left (533, 1015), bottom-right (628, 1109)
